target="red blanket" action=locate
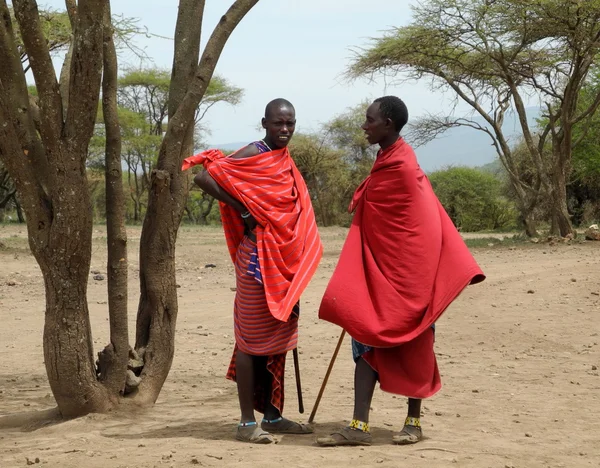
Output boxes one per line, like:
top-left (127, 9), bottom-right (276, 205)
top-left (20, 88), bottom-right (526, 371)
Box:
top-left (319, 138), bottom-right (485, 347)
top-left (183, 148), bottom-right (323, 322)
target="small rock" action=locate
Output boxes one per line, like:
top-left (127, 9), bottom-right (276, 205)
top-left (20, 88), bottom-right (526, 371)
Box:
top-left (435, 411), bottom-right (443, 416)
top-left (124, 370), bottom-right (141, 393)
top-left (204, 264), bottom-right (217, 268)
top-left (527, 290), bottom-right (535, 294)
top-left (584, 226), bottom-right (600, 241)
top-left (525, 432), bottom-right (533, 437)
top-left (571, 278), bottom-right (577, 282)
top-left (376, 459), bottom-right (384, 464)
top-left (472, 389), bottom-right (479, 393)
top-left (91, 270), bottom-right (101, 275)
top-left (93, 274), bottom-right (105, 281)
top-left (191, 458), bottom-right (201, 465)
top-left (592, 365), bottom-right (597, 371)
top-left (7, 280), bottom-right (18, 286)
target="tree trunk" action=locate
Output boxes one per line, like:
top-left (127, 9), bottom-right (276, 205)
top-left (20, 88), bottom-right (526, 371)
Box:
top-left (548, 166), bottom-right (573, 237)
top-left (97, 4), bottom-right (129, 396)
top-left (38, 150), bottom-right (112, 416)
top-left (14, 194), bottom-right (25, 222)
top-left (42, 257), bottom-right (112, 417)
top-left (521, 210), bottom-right (538, 238)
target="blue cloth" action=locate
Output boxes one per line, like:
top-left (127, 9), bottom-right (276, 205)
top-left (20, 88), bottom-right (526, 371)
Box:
top-left (351, 324), bottom-right (436, 362)
top-left (246, 246), bottom-right (263, 284)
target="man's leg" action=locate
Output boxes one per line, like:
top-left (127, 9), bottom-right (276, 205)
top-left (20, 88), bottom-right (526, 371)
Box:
top-left (235, 350), bottom-right (256, 424)
top-left (352, 356), bottom-right (378, 422)
top-left (234, 351), bottom-right (274, 444)
top-left (316, 356), bottom-right (377, 446)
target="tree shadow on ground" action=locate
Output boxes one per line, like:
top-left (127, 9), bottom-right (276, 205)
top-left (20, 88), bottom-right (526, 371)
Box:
top-left (101, 418), bottom-right (398, 447)
top-left (0, 407), bottom-right (62, 432)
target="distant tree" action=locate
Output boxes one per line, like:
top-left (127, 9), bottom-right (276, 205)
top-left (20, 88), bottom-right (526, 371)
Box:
top-left (290, 133), bottom-right (354, 226)
top-left (348, 0), bottom-right (600, 237)
top-left (429, 166), bottom-right (517, 231)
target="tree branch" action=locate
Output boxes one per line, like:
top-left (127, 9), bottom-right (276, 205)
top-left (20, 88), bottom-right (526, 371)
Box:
top-left (100, 2), bottom-right (129, 395)
top-left (64, 0), bottom-right (106, 153)
top-left (0, 0), bottom-right (52, 193)
top-left (13, 0), bottom-right (64, 146)
top-left (163, 0), bottom-right (260, 168)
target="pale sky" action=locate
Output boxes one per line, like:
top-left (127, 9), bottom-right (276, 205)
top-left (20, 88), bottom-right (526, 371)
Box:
top-left (36, 0), bottom-right (465, 145)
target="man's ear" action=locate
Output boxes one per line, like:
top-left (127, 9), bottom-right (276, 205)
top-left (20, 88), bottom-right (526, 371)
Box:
top-left (386, 117), bottom-right (394, 129)
top-left (261, 117), bottom-right (267, 129)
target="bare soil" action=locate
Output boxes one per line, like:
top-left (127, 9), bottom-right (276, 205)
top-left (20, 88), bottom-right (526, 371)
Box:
top-left (1, 225), bottom-right (599, 468)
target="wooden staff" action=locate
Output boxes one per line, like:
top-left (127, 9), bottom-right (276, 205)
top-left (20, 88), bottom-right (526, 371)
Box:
top-left (293, 347), bottom-right (304, 413)
top-left (308, 329), bottom-right (346, 423)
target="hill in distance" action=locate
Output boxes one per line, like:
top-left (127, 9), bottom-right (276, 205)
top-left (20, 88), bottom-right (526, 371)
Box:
top-left (208, 107), bottom-right (540, 173)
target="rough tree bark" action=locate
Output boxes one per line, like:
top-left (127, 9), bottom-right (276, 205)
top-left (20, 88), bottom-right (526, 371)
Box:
top-left (135, 0), bottom-right (259, 404)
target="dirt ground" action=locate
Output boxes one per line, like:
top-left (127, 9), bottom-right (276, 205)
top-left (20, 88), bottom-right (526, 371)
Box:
top-left (0, 224), bottom-right (599, 468)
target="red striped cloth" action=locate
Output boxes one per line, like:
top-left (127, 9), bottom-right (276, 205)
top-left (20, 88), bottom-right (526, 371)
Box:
top-left (225, 236), bottom-right (297, 412)
top-left (182, 148), bottom-right (323, 321)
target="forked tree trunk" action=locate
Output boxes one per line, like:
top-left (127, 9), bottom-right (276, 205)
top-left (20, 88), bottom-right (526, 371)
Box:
top-left (134, 0), bottom-right (259, 403)
top-left (0, 0), bottom-right (111, 418)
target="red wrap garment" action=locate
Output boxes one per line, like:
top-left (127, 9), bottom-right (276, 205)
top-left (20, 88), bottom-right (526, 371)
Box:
top-left (183, 147), bottom-right (323, 322)
top-left (319, 138), bottom-right (485, 398)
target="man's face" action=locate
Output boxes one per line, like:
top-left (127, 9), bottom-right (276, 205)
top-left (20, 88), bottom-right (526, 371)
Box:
top-left (262, 105), bottom-right (296, 148)
top-left (361, 102), bottom-right (391, 145)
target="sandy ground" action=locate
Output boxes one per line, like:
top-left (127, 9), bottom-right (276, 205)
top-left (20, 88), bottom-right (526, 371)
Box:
top-left (0, 224), bottom-right (599, 468)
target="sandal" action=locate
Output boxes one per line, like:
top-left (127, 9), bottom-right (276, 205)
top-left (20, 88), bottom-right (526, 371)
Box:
top-left (236, 422), bottom-right (275, 444)
top-left (261, 417), bottom-right (314, 434)
top-left (392, 421), bottom-right (423, 445)
top-left (316, 426), bottom-right (372, 447)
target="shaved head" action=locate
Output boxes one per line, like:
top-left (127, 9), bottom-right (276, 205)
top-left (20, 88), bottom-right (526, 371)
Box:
top-left (265, 98), bottom-right (295, 119)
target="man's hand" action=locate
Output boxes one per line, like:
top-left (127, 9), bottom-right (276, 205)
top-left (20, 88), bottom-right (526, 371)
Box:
top-left (242, 213), bottom-right (258, 231)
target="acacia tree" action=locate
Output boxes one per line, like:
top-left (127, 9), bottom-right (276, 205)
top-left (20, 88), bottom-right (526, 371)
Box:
top-left (0, 0), bottom-right (259, 419)
top-left (348, 0), bottom-right (600, 237)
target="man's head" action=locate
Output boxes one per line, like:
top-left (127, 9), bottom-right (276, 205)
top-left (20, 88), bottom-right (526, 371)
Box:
top-left (361, 96), bottom-right (408, 147)
top-left (262, 98), bottom-right (296, 149)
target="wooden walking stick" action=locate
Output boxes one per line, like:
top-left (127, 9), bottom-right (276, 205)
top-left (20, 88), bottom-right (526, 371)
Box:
top-left (293, 347), bottom-right (304, 413)
top-left (308, 329), bottom-right (346, 423)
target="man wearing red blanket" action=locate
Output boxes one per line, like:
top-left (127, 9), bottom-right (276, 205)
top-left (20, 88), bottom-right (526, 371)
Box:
top-left (184, 99), bottom-right (322, 444)
top-left (317, 96), bottom-right (485, 447)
